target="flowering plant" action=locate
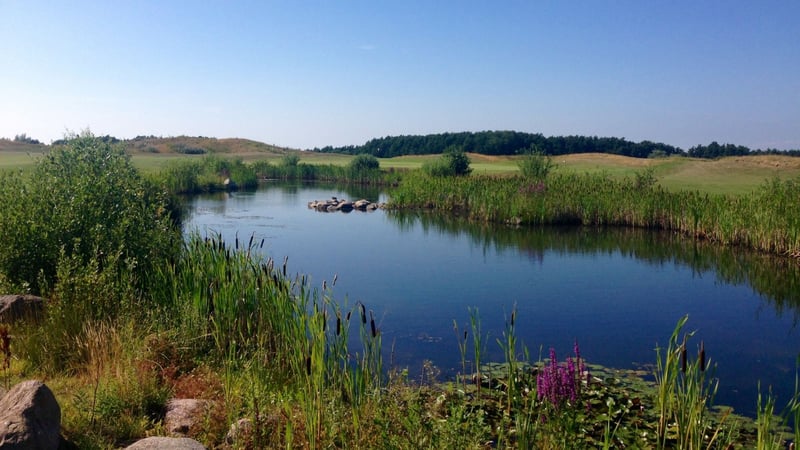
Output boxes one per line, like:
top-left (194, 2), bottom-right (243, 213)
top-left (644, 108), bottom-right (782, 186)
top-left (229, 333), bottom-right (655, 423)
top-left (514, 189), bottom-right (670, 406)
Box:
top-left (536, 341), bottom-right (586, 410)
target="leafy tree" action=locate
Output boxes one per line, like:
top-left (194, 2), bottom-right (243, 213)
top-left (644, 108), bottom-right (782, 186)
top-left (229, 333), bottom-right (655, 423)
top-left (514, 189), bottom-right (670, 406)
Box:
top-left (314, 131), bottom-right (684, 159)
top-left (445, 147), bottom-right (472, 176)
top-left (13, 133), bottom-right (41, 145)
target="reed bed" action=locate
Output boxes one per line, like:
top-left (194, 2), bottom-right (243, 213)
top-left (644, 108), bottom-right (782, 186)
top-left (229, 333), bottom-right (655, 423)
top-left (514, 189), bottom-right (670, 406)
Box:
top-left (149, 232), bottom-right (386, 448)
top-left (389, 171), bottom-right (800, 257)
top-left (156, 156), bottom-right (397, 194)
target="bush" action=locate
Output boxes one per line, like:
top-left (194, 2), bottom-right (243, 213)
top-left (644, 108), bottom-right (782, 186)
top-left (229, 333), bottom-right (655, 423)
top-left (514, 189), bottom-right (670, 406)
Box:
top-left (349, 153), bottom-right (380, 172)
top-left (423, 147), bottom-right (471, 177)
top-left (0, 132), bottom-right (181, 294)
top-left (281, 153), bottom-right (300, 167)
top-left (349, 153), bottom-right (381, 181)
top-left (518, 147), bottom-right (555, 180)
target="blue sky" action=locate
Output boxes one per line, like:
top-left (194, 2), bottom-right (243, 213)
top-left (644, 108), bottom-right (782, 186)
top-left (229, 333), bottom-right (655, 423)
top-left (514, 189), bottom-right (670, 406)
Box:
top-left (1, 1), bottom-right (798, 150)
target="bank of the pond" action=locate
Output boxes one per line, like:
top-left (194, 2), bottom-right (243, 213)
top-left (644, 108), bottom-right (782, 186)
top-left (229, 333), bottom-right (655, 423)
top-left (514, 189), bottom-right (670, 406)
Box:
top-left (388, 171), bottom-right (800, 258)
top-left (155, 155), bottom-right (800, 259)
top-left (154, 154), bottom-right (399, 194)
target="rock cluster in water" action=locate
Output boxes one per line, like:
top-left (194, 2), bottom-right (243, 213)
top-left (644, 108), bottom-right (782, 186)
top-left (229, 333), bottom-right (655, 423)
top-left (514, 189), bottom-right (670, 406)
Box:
top-left (307, 197), bottom-right (384, 213)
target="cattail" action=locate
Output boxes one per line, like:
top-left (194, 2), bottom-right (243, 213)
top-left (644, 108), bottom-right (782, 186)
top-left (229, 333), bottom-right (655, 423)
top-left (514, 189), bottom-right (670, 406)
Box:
top-left (359, 304), bottom-right (367, 324)
top-left (464, 330), bottom-right (468, 342)
top-left (510, 310), bottom-right (515, 327)
top-left (260, 238), bottom-right (265, 249)
top-left (248, 234), bottom-right (254, 248)
top-left (336, 313), bottom-right (341, 336)
top-left (346, 311), bottom-right (352, 321)
top-left (370, 310), bottom-right (377, 338)
top-left (698, 341), bottom-right (706, 372)
top-left (680, 343), bottom-right (687, 373)
top-left (332, 274), bottom-right (338, 286)
top-left (322, 280), bottom-right (327, 290)
top-left (322, 308), bottom-right (328, 332)
top-left (283, 256), bottom-right (288, 277)
top-left (0, 325), bottom-right (11, 371)
top-left (306, 355), bottom-right (312, 376)
top-left (235, 233), bottom-right (239, 249)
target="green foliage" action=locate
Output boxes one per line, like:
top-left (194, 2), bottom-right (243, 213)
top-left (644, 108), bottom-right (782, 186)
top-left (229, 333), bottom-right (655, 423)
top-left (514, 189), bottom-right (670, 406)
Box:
top-left (156, 155), bottom-right (258, 194)
top-left (0, 132), bottom-right (180, 294)
top-left (349, 153), bottom-right (380, 171)
top-left (390, 171), bottom-right (800, 257)
top-left (518, 147), bottom-right (555, 180)
top-left (315, 130), bottom-right (686, 158)
top-left (13, 133), bottom-right (41, 145)
top-left (652, 315), bottom-right (728, 449)
top-left (423, 146), bottom-right (472, 177)
top-left (281, 153), bottom-right (301, 167)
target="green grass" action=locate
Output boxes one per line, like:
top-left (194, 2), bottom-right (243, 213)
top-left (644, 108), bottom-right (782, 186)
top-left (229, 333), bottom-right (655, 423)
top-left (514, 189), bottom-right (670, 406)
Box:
top-left (0, 150), bottom-right (48, 171)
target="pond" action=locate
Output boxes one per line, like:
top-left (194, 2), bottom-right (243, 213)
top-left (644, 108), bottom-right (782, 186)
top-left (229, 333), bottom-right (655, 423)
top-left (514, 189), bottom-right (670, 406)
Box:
top-left (185, 182), bottom-right (800, 416)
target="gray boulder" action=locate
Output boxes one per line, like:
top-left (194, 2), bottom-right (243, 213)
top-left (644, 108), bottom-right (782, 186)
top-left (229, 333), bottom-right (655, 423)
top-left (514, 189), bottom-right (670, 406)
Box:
top-left (124, 437), bottom-right (206, 449)
top-left (0, 295), bottom-right (44, 323)
top-left (165, 399), bottom-right (212, 437)
top-left (0, 380), bottom-right (61, 449)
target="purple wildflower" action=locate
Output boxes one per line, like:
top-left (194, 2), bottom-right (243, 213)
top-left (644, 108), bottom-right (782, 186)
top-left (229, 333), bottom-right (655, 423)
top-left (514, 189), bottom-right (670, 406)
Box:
top-left (536, 343), bottom-right (586, 410)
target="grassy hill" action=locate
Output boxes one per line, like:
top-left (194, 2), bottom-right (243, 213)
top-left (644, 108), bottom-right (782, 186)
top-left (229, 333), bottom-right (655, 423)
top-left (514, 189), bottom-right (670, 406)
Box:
top-left (123, 136), bottom-right (290, 156)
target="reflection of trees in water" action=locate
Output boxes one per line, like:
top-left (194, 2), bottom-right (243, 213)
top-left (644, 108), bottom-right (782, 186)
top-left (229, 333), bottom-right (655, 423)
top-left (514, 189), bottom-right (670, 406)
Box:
top-left (280, 181), bottom-right (385, 203)
top-left (387, 210), bottom-right (800, 317)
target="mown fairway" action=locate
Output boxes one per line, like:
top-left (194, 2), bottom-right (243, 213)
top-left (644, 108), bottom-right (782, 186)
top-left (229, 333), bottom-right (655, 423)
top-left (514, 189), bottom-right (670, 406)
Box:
top-left (553, 153), bottom-right (800, 195)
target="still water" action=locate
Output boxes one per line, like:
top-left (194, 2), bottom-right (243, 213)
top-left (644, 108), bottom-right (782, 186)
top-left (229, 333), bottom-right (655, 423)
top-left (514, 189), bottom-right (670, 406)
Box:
top-left (186, 182), bottom-right (800, 416)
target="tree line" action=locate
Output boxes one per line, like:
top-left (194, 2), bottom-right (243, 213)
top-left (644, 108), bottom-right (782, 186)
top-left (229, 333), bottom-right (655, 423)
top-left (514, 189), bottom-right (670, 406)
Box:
top-left (312, 130), bottom-right (800, 159)
top-left (687, 141), bottom-right (800, 158)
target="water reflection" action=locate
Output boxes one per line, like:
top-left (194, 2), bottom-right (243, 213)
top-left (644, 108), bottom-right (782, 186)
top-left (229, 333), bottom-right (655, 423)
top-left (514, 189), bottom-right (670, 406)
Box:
top-left (389, 210), bottom-right (800, 321)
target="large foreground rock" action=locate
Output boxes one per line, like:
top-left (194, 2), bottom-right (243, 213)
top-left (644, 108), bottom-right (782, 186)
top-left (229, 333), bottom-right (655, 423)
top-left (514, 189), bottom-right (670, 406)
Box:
top-left (0, 295), bottom-right (44, 323)
top-left (124, 437), bottom-right (206, 449)
top-left (0, 380), bottom-right (61, 449)
top-left (165, 399), bottom-right (213, 437)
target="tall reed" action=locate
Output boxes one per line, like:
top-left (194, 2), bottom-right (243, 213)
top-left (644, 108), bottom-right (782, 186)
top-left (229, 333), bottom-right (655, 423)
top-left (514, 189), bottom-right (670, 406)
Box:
top-left (150, 232), bottom-right (386, 448)
top-left (653, 315), bottom-right (736, 449)
top-left (388, 171), bottom-right (800, 257)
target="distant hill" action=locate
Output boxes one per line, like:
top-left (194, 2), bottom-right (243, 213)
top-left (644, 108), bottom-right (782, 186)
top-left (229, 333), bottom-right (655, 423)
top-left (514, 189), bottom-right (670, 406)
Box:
top-left (41, 135), bottom-right (294, 156)
top-left (0, 138), bottom-right (48, 153)
top-left (121, 135), bottom-right (292, 156)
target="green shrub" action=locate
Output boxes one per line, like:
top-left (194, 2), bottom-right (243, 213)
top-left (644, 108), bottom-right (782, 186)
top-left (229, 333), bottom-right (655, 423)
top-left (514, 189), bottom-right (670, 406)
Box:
top-left (423, 146), bottom-right (472, 177)
top-left (349, 154), bottom-right (380, 172)
top-left (518, 147), bottom-right (555, 181)
top-left (281, 153), bottom-right (300, 167)
top-left (0, 132), bottom-right (181, 294)
top-left (348, 153), bottom-right (381, 182)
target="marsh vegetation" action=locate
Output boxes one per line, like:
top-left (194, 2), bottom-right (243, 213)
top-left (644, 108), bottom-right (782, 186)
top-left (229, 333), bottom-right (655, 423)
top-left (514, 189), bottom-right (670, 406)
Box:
top-left (0, 134), bottom-right (799, 447)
